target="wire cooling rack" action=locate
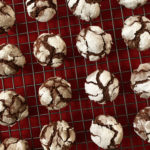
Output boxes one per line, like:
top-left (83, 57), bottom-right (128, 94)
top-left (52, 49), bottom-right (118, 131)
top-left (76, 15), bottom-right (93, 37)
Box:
top-left (0, 0), bottom-right (150, 149)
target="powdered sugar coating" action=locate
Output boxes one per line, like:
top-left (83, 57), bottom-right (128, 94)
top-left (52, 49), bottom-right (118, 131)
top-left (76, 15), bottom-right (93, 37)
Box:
top-left (0, 1), bottom-right (15, 33)
top-left (40, 120), bottom-right (76, 150)
top-left (33, 33), bottom-right (67, 68)
top-left (122, 16), bottom-right (150, 51)
top-left (0, 90), bottom-right (29, 126)
top-left (85, 70), bottom-right (119, 104)
top-left (26, 0), bottom-right (57, 22)
top-left (39, 77), bottom-right (72, 110)
top-left (90, 115), bottom-right (123, 149)
top-left (0, 138), bottom-right (30, 150)
top-left (76, 26), bottom-right (113, 61)
top-left (118, 0), bottom-right (148, 9)
top-left (131, 63), bottom-right (150, 99)
top-left (133, 107), bottom-right (150, 142)
top-left (0, 44), bottom-right (26, 76)
top-left (67, 0), bottom-right (101, 21)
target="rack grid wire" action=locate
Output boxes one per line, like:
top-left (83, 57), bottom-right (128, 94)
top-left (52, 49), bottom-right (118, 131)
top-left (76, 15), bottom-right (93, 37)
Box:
top-left (0, 0), bottom-right (150, 149)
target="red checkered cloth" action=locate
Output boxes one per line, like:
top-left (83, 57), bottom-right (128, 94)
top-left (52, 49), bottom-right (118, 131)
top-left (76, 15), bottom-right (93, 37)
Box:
top-left (0, 0), bottom-right (150, 149)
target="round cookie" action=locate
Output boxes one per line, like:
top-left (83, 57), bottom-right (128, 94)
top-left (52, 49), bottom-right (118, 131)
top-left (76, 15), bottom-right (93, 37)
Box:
top-left (39, 77), bottom-right (72, 110)
top-left (0, 138), bottom-right (30, 150)
top-left (76, 26), bottom-right (113, 61)
top-left (122, 16), bottom-right (150, 51)
top-left (131, 63), bottom-right (150, 99)
top-left (118, 0), bottom-right (148, 9)
top-left (90, 115), bottom-right (123, 149)
top-left (67, 0), bottom-right (101, 22)
top-left (40, 120), bottom-right (76, 150)
top-left (26, 0), bottom-right (57, 22)
top-left (85, 70), bottom-right (119, 104)
top-left (0, 90), bottom-right (29, 126)
top-left (33, 33), bottom-right (67, 68)
top-left (133, 107), bottom-right (150, 142)
top-left (0, 43), bottom-right (26, 76)
top-left (0, 1), bottom-right (15, 34)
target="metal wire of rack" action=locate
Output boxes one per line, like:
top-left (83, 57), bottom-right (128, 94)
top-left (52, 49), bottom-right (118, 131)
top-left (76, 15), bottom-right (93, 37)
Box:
top-left (0, 0), bottom-right (150, 149)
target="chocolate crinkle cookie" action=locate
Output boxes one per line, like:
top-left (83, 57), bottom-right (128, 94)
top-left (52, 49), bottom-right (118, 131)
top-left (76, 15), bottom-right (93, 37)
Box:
top-left (0, 44), bottom-right (26, 76)
top-left (26, 0), bottom-right (57, 22)
top-left (133, 107), bottom-right (150, 142)
top-left (0, 90), bottom-right (29, 126)
top-left (131, 63), bottom-right (150, 99)
top-left (118, 0), bottom-right (148, 9)
top-left (0, 137), bottom-right (30, 150)
top-left (85, 70), bottom-right (119, 104)
top-left (67, 0), bottom-right (101, 21)
top-left (90, 115), bottom-right (123, 149)
top-left (0, 1), bottom-right (15, 34)
top-left (33, 33), bottom-right (67, 68)
top-left (39, 77), bottom-right (72, 110)
top-left (40, 120), bottom-right (76, 150)
top-left (76, 26), bottom-right (113, 61)
top-left (122, 16), bottom-right (150, 51)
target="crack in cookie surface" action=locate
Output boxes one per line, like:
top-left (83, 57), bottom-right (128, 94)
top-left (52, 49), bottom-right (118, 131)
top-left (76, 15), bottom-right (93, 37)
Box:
top-left (90, 115), bottom-right (123, 149)
top-left (131, 63), bottom-right (150, 99)
top-left (0, 1), bottom-right (15, 33)
top-left (0, 137), bottom-right (30, 150)
top-left (76, 26), bottom-right (112, 61)
top-left (67, 0), bottom-right (101, 21)
top-left (39, 77), bottom-right (72, 110)
top-left (26, 0), bottom-right (57, 22)
top-left (134, 107), bottom-right (150, 142)
top-left (0, 91), bottom-right (28, 126)
top-left (40, 120), bottom-right (76, 150)
top-left (122, 16), bottom-right (150, 51)
top-left (85, 70), bottom-right (119, 104)
top-left (34, 33), bottom-right (66, 68)
top-left (0, 44), bottom-right (26, 76)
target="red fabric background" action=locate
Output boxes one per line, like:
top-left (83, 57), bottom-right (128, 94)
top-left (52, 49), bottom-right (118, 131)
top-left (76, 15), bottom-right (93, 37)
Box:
top-left (0, 0), bottom-right (150, 149)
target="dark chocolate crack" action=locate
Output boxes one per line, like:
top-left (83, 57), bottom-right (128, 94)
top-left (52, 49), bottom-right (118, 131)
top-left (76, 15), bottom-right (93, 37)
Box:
top-left (2, 138), bottom-right (19, 149)
top-left (2, 138), bottom-right (30, 150)
top-left (69, 0), bottom-right (79, 12)
top-left (57, 126), bottom-right (74, 149)
top-left (131, 78), bottom-right (150, 89)
top-left (0, 59), bottom-right (22, 76)
top-left (134, 107), bottom-right (150, 142)
top-left (0, 44), bottom-right (24, 76)
top-left (26, 0), bottom-right (34, 6)
top-left (68, 0), bottom-right (101, 21)
top-left (133, 68), bottom-right (150, 74)
top-left (92, 116), bottom-right (120, 149)
top-left (131, 68), bottom-right (150, 97)
top-left (0, 99), bottom-right (17, 126)
top-left (0, 93), bottom-right (28, 126)
top-left (45, 123), bottom-right (57, 149)
top-left (125, 16), bottom-right (150, 50)
top-left (77, 27), bottom-right (110, 60)
top-left (0, 3), bottom-right (11, 17)
top-left (0, 2), bottom-right (15, 34)
top-left (27, 0), bottom-right (56, 19)
top-left (40, 121), bottom-right (74, 150)
top-left (34, 34), bottom-right (66, 67)
top-left (85, 70), bottom-right (117, 103)
top-left (0, 60), bottom-right (19, 74)
top-left (39, 77), bottom-right (71, 109)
